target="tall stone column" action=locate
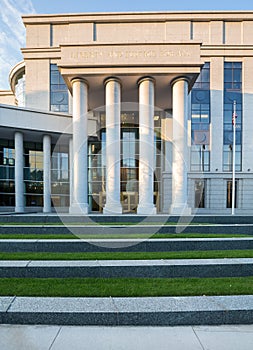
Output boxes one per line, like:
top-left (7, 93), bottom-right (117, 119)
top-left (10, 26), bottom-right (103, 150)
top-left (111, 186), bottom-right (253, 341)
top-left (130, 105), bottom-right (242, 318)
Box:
top-left (43, 134), bottom-right (51, 213)
top-left (15, 131), bottom-right (24, 212)
top-left (170, 77), bottom-right (191, 215)
top-left (137, 77), bottom-right (156, 215)
top-left (69, 138), bottom-right (73, 209)
top-left (69, 78), bottom-right (89, 214)
top-left (103, 77), bottom-right (122, 214)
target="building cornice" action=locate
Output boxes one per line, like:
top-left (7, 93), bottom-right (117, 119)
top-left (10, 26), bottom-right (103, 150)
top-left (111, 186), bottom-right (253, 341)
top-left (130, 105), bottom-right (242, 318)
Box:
top-left (22, 11), bottom-right (253, 25)
top-left (21, 47), bottom-right (61, 60)
top-left (201, 45), bottom-right (253, 57)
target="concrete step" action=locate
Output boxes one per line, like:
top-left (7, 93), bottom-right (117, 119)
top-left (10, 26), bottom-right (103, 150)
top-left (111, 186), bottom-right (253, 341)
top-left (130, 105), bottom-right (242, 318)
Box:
top-left (1, 238), bottom-right (253, 252)
top-left (0, 258), bottom-right (252, 278)
top-left (1, 224), bottom-right (253, 235)
top-left (1, 214), bottom-right (253, 224)
top-left (1, 295), bottom-right (253, 326)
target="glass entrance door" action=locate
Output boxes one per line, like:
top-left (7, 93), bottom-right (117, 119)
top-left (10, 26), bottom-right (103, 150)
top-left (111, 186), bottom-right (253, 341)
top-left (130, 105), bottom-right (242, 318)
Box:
top-left (121, 129), bottom-right (139, 213)
top-left (88, 110), bottom-right (162, 213)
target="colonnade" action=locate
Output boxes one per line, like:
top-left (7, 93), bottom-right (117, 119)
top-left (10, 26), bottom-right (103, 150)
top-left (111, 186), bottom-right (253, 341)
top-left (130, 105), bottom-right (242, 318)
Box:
top-left (13, 75), bottom-right (190, 215)
top-left (68, 75), bottom-right (190, 215)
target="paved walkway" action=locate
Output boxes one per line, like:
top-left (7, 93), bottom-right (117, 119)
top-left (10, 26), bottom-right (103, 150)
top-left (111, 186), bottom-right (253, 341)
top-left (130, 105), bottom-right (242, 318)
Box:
top-left (1, 324), bottom-right (253, 349)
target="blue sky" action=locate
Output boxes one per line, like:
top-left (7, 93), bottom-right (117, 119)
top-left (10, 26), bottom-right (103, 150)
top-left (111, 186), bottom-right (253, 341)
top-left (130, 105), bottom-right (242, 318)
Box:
top-left (32, 0), bottom-right (253, 13)
top-left (1, 0), bottom-right (253, 89)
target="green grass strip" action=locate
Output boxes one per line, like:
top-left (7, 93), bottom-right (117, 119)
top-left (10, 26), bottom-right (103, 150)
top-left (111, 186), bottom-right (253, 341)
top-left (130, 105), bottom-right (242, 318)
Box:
top-left (0, 277), bottom-right (253, 297)
top-left (0, 250), bottom-right (253, 260)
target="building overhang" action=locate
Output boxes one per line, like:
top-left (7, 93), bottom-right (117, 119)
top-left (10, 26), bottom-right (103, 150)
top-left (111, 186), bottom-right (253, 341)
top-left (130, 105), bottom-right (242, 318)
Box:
top-left (58, 42), bottom-right (202, 110)
top-left (0, 104), bottom-right (72, 140)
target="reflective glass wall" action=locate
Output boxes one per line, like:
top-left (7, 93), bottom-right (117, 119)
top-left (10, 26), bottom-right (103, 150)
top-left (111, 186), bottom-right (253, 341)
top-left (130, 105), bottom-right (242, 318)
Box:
top-left (223, 62), bottom-right (242, 171)
top-left (50, 64), bottom-right (69, 113)
top-left (88, 111), bottom-right (161, 212)
top-left (0, 140), bottom-right (15, 206)
top-left (24, 142), bottom-right (43, 206)
top-left (51, 144), bottom-right (70, 207)
top-left (191, 62), bottom-right (210, 172)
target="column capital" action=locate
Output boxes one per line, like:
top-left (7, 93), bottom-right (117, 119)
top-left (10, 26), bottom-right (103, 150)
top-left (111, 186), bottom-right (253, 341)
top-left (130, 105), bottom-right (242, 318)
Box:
top-left (138, 76), bottom-right (155, 86)
top-left (103, 76), bottom-right (122, 87)
top-left (42, 133), bottom-right (51, 140)
top-left (71, 77), bottom-right (89, 87)
top-left (15, 131), bottom-right (23, 138)
top-left (170, 76), bottom-right (190, 88)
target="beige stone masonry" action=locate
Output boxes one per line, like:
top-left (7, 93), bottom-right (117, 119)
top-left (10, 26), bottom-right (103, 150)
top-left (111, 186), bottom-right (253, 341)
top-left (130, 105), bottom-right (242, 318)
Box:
top-left (60, 43), bottom-right (202, 67)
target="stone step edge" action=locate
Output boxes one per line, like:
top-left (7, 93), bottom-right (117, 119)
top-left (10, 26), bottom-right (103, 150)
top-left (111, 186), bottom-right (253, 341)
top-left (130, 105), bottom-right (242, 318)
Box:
top-left (0, 238), bottom-right (253, 253)
top-left (1, 295), bottom-right (253, 326)
top-left (1, 224), bottom-right (253, 227)
top-left (0, 258), bottom-right (253, 278)
top-left (1, 225), bottom-right (253, 234)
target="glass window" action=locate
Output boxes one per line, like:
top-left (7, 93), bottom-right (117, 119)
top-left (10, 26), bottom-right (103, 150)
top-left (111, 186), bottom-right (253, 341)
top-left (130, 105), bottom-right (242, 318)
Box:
top-left (122, 131), bottom-right (136, 168)
top-left (227, 180), bottom-right (238, 208)
top-left (88, 111), bottom-right (162, 212)
top-left (191, 145), bottom-right (210, 172)
top-left (195, 180), bottom-right (206, 208)
top-left (120, 129), bottom-right (139, 198)
top-left (193, 63), bottom-right (210, 90)
top-left (223, 145), bottom-right (241, 172)
top-left (50, 64), bottom-right (69, 113)
top-left (191, 63), bottom-right (210, 172)
top-left (24, 142), bottom-right (44, 207)
top-left (223, 62), bottom-right (242, 171)
top-left (0, 140), bottom-right (15, 206)
top-left (51, 144), bottom-right (70, 208)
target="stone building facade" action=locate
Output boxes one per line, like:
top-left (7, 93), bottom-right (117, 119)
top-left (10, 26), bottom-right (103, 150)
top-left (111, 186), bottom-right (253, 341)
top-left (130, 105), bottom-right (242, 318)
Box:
top-left (1, 11), bottom-right (253, 215)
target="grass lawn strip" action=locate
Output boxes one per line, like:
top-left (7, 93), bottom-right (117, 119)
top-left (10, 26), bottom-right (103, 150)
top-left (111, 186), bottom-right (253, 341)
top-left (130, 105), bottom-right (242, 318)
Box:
top-left (0, 277), bottom-right (252, 297)
top-left (0, 250), bottom-right (253, 260)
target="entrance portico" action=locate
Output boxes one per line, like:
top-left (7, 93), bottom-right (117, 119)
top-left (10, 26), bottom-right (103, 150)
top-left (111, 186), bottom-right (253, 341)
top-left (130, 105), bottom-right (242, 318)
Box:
top-left (57, 42), bottom-right (202, 214)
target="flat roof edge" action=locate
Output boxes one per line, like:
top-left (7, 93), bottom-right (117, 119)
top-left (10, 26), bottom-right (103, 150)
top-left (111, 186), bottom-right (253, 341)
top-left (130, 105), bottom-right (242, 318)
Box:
top-left (22, 10), bottom-right (253, 22)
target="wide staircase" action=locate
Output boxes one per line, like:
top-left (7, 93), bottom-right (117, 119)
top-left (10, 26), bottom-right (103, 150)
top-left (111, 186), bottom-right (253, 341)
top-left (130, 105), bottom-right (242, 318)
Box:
top-left (0, 214), bottom-right (253, 326)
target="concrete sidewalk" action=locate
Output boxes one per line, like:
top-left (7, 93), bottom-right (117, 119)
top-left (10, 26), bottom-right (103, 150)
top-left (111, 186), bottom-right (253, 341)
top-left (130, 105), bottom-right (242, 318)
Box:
top-left (1, 324), bottom-right (253, 350)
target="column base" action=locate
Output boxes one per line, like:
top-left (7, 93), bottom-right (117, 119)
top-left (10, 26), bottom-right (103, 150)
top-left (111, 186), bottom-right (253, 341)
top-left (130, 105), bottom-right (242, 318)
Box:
top-left (103, 203), bottom-right (122, 215)
top-left (15, 207), bottom-right (24, 213)
top-left (170, 204), bottom-right (191, 215)
top-left (43, 207), bottom-right (51, 214)
top-left (69, 203), bottom-right (89, 215)
top-left (137, 204), bottom-right (157, 215)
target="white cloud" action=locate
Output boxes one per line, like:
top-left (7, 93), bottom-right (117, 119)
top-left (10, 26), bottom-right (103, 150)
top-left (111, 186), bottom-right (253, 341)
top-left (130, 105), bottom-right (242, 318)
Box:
top-left (0, 0), bottom-right (36, 89)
